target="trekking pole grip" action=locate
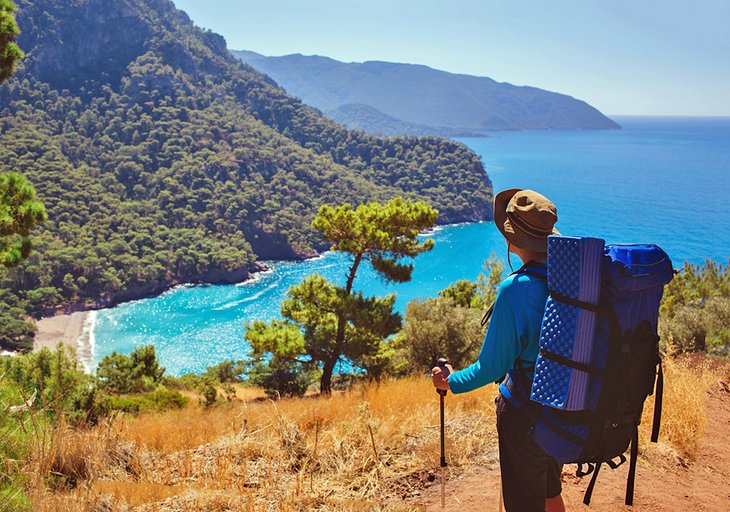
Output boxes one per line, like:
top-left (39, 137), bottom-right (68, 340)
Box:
top-left (436, 357), bottom-right (449, 397)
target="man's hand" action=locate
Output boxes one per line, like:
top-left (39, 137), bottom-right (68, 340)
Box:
top-left (431, 363), bottom-right (453, 391)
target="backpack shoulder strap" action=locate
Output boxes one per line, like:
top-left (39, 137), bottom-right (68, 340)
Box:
top-left (481, 262), bottom-right (547, 328)
top-left (515, 260), bottom-right (548, 280)
top-left (480, 302), bottom-right (495, 328)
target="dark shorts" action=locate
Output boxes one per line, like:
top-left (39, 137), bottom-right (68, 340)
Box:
top-left (496, 394), bottom-right (563, 512)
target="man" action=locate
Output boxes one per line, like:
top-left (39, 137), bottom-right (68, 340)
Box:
top-left (431, 188), bottom-right (566, 512)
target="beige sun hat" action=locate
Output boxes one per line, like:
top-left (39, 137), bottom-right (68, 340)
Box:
top-left (494, 188), bottom-right (560, 253)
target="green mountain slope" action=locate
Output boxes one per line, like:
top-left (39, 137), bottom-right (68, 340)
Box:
top-left (233, 51), bottom-right (620, 133)
top-left (0, 0), bottom-right (491, 332)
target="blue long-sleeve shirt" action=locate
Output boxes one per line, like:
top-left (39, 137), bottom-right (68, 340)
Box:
top-left (449, 263), bottom-right (548, 404)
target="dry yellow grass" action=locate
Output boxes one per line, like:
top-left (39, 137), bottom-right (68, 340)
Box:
top-left (640, 356), bottom-right (717, 458)
top-left (27, 359), bottom-right (723, 511)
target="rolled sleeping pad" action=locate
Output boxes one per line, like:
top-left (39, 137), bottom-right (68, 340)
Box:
top-left (531, 235), bottom-right (605, 411)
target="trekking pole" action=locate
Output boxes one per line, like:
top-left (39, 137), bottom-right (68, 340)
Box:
top-left (436, 357), bottom-right (450, 508)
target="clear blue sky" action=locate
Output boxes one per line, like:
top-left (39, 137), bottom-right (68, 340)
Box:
top-left (172, 0), bottom-right (729, 116)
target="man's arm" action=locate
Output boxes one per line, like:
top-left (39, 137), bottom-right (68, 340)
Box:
top-left (448, 279), bottom-right (523, 394)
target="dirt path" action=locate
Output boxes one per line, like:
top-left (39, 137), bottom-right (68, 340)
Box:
top-left (410, 385), bottom-right (730, 511)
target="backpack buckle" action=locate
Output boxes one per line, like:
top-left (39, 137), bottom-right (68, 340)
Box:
top-left (604, 419), bottom-right (620, 430)
top-left (576, 463), bottom-right (596, 477)
top-left (606, 454), bottom-right (627, 469)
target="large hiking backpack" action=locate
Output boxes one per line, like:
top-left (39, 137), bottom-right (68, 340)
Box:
top-left (529, 237), bottom-right (674, 506)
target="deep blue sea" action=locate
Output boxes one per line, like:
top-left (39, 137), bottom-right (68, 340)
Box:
top-left (90, 117), bottom-right (730, 375)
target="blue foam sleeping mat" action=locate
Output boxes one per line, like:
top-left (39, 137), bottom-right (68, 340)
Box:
top-left (530, 235), bottom-right (605, 411)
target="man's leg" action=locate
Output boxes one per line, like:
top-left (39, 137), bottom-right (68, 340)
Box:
top-left (545, 453), bottom-right (565, 511)
top-left (546, 495), bottom-right (566, 512)
top-left (496, 395), bottom-right (551, 512)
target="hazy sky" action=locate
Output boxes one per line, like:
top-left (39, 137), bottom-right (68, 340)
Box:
top-left (172, 0), bottom-right (729, 116)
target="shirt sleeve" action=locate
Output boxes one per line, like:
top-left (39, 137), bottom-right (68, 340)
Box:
top-left (448, 279), bottom-right (523, 394)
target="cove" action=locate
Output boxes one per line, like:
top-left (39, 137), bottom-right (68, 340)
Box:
top-left (92, 222), bottom-right (505, 375)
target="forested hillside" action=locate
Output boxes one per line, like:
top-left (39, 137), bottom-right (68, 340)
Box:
top-left (0, 0), bottom-right (491, 348)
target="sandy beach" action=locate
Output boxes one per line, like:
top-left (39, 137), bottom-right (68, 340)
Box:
top-left (34, 311), bottom-right (89, 355)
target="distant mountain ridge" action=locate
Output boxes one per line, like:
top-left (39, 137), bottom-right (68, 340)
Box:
top-left (233, 50), bottom-right (620, 135)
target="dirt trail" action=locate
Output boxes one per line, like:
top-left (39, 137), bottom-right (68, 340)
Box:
top-left (410, 385), bottom-right (730, 511)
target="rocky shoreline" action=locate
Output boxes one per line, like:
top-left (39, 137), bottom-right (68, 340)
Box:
top-left (37, 261), bottom-right (271, 316)
top-left (32, 261), bottom-right (271, 368)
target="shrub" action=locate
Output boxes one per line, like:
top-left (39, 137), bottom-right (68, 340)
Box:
top-left (659, 260), bottom-right (730, 356)
top-left (247, 358), bottom-right (314, 399)
top-left (661, 259), bottom-right (729, 319)
top-left (396, 296), bottom-right (483, 373)
top-left (165, 372), bottom-right (203, 391)
top-left (438, 254), bottom-right (504, 311)
top-left (360, 338), bottom-right (407, 381)
top-left (97, 345), bottom-right (165, 393)
top-left (439, 279), bottom-right (479, 308)
top-left (660, 297), bottom-right (730, 356)
top-left (105, 388), bottom-right (187, 414)
top-left (202, 360), bottom-right (246, 383)
top-left (0, 345), bottom-right (92, 422)
top-left (201, 382), bottom-right (218, 407)
top-left (395, 255), bottom-right (504, 375)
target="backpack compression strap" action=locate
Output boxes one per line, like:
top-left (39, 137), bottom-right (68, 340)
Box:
top-left (651, 359), bottom-right (664, 443)
top-left (625, 426), bottom-right (640, 505)
top-left (536, 289), bottom-right (610, 378)
top-left (583, 462), bottom-right (602, 505)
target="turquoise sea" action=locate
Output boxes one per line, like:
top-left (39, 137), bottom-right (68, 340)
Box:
top-left (90, 117), bottom-right (730, 375)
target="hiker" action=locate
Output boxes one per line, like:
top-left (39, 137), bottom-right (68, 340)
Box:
top-left (431, 188), bottom-right (566, 512)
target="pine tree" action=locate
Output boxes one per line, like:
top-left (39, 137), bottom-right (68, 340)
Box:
top-left (246, 197), bottom-right (438, 394)
top-left (0, 172), bottom-right (46, 268)
top-left (0, 2), bottom-right (45, 270)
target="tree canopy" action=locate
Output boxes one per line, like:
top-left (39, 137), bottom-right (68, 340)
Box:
top-left (97, 344), bottom-right (166, 394)
top-left (0, 172), bottom-right (47, 267)
top-left (313, 197), bottom-right (438, 285)
top-left (0, 0), bottom-right (23, 83)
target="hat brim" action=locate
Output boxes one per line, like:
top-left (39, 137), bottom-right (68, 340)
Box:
top-left (494, 188), bottom-right (560, 253)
